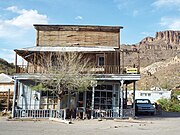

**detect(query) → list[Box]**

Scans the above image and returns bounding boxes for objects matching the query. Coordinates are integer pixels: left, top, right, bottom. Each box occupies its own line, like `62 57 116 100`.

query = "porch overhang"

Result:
96 74 141 84
14 73 140 83
15 46 118 55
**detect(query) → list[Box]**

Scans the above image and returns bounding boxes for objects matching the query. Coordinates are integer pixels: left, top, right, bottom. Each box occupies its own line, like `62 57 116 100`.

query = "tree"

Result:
32 52 95 109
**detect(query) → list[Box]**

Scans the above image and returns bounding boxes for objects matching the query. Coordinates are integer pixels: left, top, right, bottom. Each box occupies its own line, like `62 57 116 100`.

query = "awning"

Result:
15 46 118 53
14 46 119 60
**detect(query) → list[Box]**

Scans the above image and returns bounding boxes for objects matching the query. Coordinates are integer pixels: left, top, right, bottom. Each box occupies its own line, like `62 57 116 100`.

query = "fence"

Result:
14 108 134 119
14 109 66 120
94 108 134 119
0 91 13 111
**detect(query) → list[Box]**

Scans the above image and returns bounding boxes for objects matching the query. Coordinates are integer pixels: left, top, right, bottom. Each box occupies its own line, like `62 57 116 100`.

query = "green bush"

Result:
157 97 180 112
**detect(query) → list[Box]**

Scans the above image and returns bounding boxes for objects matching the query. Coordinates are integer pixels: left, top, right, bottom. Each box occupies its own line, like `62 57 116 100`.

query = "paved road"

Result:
0 115 180 135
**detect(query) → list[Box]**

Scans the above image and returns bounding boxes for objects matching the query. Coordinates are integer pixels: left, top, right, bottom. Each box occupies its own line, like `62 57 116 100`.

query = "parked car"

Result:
135 99 155 115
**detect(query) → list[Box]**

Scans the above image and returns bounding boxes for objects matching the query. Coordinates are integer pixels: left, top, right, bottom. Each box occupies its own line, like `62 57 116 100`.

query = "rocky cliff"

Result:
156 31 180 45
140 30 180 50
122 30 180 90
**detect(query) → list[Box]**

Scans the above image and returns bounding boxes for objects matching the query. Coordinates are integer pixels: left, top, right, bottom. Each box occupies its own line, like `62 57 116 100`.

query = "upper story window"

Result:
96 54 104 66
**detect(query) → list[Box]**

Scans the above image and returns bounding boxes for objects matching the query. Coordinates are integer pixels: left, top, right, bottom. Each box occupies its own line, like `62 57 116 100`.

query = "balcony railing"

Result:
16 65 140 74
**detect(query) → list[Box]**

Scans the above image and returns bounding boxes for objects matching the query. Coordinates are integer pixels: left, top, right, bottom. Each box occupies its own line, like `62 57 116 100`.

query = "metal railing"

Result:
14 108 134 119
14 109 66 119
14 109 50 118
50 109 66 120
93 108 134 119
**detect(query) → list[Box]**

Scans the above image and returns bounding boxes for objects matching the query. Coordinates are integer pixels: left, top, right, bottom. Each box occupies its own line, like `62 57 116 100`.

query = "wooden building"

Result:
0 73 14 111
12 25 140 119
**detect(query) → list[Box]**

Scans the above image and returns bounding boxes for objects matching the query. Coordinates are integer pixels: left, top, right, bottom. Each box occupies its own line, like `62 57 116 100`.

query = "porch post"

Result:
91 80 97 119
133 81 136 117
91 86 95 119
7 89 10 111
83 91 87 119
125 84 128 109
12 78 17 118
67 91 70 109
83 91 87 108
120 80 124 119
15 53 17 73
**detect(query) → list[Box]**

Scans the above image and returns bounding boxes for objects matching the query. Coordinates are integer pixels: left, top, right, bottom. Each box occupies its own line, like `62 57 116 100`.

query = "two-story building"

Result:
12 24 140 119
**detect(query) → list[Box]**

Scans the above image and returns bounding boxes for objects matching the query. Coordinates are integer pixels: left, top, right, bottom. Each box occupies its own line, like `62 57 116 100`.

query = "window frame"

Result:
96 54 105 66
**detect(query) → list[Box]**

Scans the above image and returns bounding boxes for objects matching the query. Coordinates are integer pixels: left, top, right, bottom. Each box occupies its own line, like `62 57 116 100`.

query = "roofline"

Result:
14 46 118 53
33 24 123 32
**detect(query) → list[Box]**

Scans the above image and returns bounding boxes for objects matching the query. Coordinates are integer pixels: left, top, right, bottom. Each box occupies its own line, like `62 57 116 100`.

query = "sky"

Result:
0 0 180 63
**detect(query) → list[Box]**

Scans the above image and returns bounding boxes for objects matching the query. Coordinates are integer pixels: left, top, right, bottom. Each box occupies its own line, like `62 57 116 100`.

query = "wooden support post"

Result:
104 52 107 74
125 84 128 109
12 79 17 118
7 89 10 111
90 80 97 119
122 51 124 73
133 81 136 117
91 86 95 119
83 91 87 109
15 53 17 73
120 80 124 119
34 53 37 73
119 51 121 74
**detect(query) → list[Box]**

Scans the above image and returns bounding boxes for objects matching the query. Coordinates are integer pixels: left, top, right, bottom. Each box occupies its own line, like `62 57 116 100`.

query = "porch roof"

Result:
14 73 141 83
14 46 119 59
14 46 118 53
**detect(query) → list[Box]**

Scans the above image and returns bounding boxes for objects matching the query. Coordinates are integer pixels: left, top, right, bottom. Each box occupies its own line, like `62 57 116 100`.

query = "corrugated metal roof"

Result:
15 46 118 52
0 73 14 83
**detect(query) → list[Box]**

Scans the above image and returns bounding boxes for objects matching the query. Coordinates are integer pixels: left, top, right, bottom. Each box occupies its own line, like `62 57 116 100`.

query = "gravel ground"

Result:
0 113 180 135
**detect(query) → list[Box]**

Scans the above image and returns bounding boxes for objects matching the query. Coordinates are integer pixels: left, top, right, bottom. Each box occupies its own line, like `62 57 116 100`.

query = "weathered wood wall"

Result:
38 31 119 47
34 25 121 47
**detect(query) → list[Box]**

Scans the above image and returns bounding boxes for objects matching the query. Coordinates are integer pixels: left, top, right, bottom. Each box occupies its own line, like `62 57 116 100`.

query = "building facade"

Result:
13 25 140 119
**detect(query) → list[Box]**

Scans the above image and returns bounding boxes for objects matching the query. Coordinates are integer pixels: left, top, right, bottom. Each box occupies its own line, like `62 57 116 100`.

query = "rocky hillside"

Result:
126 30 180 90
137 54 180 90
0 58 15 75
140 30 180 49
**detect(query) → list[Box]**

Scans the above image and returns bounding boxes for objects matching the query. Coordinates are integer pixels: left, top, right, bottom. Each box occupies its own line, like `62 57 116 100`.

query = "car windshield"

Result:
135 99 151 104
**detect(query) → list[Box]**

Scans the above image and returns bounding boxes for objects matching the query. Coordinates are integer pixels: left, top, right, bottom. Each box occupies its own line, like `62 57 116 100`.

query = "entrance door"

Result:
94 85 113 109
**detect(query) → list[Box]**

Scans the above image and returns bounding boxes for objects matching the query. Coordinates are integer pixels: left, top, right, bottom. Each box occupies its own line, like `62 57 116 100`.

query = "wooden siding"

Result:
0 91 13 111
38 30 119 47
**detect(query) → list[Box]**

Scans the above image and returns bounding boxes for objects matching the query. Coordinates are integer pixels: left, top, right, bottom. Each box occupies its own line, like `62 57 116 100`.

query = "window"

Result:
96 54 105 66
40 91 58 109
98 57 104 66
140 93 151 96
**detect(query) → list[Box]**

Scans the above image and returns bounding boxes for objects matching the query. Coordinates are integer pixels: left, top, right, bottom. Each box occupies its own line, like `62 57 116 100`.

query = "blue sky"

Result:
0 0 180 63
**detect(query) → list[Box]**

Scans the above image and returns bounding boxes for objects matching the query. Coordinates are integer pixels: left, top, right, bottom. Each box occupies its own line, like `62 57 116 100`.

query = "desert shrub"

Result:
157 97 180 112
